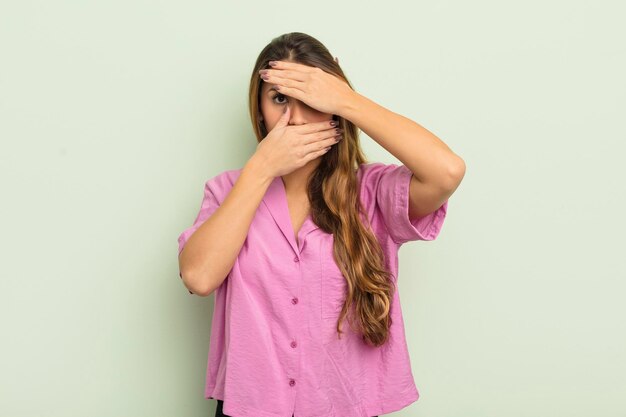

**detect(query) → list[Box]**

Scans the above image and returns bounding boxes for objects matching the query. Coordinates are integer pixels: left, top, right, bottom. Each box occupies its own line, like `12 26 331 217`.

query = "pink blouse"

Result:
177 162 449 417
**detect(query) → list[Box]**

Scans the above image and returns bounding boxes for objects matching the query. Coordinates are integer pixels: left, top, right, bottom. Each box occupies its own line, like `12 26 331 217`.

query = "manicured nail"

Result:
269 61 277 67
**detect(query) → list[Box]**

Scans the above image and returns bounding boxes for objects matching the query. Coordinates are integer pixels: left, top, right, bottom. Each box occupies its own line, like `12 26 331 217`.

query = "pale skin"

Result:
178 59 465 296
259 68 339 240
259 58 465 222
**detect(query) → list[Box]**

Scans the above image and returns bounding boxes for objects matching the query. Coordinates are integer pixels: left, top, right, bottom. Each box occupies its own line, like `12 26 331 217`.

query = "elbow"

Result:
180 269 215 297
179 249 210 296
180 264 217 297
445 157 466 190
178 249 229 297
194 279 216 297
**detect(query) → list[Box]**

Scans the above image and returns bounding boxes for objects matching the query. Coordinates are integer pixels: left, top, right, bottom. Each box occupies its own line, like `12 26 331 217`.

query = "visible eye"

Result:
271 93 287 105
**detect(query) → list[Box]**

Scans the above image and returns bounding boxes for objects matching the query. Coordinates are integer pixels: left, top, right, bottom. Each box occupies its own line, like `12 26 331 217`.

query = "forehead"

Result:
261 82 279 94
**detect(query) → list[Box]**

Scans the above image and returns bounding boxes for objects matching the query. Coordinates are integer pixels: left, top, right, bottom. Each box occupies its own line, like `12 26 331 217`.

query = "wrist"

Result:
337 90 364 122
244 154 274 183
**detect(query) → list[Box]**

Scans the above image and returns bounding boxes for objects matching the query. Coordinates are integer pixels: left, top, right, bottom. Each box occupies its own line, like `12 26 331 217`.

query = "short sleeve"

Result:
177 179 221 257
177 176 223 293
358 162 448 245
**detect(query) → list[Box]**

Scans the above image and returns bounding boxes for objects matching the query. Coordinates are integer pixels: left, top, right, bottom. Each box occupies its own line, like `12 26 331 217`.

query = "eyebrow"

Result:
267 86 279 94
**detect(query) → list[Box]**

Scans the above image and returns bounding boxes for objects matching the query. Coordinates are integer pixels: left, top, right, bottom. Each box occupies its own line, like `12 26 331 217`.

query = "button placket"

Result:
288 237 304 397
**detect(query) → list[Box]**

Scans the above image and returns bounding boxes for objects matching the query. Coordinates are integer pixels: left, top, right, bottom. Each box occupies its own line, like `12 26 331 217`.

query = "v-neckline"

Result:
281 178 311 245
261 176 319 255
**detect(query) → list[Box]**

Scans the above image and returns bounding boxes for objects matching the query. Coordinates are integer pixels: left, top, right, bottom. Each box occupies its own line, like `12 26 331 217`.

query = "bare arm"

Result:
178 156 273 296
179 104 339 295
339 91 464 219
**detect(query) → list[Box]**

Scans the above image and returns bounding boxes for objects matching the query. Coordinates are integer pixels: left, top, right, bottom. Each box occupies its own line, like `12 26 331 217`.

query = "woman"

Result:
177 32 465 417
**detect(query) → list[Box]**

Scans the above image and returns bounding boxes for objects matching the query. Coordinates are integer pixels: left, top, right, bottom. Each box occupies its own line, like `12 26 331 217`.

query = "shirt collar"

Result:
262 176 320 255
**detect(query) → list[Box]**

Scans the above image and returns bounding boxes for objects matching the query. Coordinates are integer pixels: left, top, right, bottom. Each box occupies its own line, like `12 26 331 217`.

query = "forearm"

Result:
179 157 273 296
339 91 463 187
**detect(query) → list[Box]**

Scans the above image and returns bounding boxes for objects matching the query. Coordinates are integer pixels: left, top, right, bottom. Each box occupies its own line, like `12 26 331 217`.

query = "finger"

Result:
263 73 305 91
303 135 339 156
271 84 304 103
302 127 343 146
272 105 290 130
269 60 316 73
304 144 333 162
293 119 338 134
260 68 307 82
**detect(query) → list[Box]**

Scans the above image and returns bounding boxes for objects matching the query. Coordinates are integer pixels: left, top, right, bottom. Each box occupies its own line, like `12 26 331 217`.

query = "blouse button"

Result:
293 256 299 262
289 378 296 387
290 340 297 348
291 297 298 305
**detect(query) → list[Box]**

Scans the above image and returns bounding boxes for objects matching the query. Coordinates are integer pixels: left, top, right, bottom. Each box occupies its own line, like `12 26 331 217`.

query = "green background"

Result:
1 0 624 416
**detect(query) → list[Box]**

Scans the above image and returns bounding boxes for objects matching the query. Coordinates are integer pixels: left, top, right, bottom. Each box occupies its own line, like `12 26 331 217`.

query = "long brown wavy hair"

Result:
247 32 396 347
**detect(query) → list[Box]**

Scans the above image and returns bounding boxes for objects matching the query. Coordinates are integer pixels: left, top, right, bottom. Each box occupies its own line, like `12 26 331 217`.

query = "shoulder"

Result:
356 161 409 197
356 161 407 181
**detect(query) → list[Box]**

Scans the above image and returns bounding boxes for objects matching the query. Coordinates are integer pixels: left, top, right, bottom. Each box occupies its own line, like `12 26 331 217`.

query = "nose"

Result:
287 100 309 125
